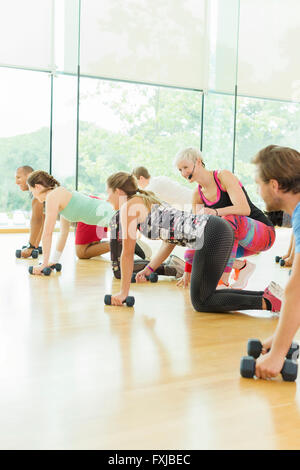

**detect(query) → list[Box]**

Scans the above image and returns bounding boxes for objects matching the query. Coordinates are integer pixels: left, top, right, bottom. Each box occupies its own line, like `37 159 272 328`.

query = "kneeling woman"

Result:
27 171 114 274
106 172 281 313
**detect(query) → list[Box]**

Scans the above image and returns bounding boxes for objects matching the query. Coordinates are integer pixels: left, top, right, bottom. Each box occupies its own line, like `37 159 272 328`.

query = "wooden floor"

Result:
0 229 299 450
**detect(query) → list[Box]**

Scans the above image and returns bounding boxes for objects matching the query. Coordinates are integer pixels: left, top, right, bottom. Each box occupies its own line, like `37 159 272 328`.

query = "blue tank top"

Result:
292 202 300 253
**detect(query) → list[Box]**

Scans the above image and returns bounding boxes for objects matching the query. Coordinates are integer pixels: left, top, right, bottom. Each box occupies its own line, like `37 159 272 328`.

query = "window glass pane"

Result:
0 68 50 226
80 0 206 89
235 96 300 207
238 0 300 102
78 78 202 195
54 0 79 74
208 0 239 94
202 92 235 170
0 0 54 71
51 74 77 188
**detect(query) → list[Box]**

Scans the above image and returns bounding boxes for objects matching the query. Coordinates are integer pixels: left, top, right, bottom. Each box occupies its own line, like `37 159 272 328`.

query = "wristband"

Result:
146 264 154 273
184 262 192 273
215 209 219 216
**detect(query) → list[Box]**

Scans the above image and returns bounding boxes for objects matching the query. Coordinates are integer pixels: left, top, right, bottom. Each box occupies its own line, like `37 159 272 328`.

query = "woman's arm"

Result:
256 253 300 379
135 242 175 282
192 188 204 214
51 215 71 261
216 170 251 217
111 201 138 305
30 198 45 247
147 242 175 271
40 191 61 266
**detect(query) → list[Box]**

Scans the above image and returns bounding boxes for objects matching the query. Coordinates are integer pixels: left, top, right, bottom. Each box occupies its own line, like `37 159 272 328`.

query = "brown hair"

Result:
252 145 300 194
132 166 151 179
27 170 60 190
107 171 161 210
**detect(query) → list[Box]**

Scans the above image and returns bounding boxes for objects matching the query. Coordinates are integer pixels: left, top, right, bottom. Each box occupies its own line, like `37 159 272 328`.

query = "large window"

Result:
0 68 50 226
78 79 203 196
235 97 300 206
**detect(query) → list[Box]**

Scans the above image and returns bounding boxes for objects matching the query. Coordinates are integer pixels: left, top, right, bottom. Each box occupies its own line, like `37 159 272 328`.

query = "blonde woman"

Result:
174 147 276 289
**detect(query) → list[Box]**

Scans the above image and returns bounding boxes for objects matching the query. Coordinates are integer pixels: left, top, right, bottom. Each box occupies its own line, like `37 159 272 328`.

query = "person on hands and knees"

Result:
15 165 45 258
252 145 300 380
174 147 275 290
26 171 114 275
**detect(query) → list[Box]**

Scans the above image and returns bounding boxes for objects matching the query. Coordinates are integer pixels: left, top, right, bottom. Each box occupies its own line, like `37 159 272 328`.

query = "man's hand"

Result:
21 247 34 258
255 352 285 380
261 336 274 355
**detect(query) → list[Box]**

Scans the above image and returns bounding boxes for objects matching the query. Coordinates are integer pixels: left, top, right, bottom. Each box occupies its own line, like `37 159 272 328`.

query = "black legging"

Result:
190 216 265 313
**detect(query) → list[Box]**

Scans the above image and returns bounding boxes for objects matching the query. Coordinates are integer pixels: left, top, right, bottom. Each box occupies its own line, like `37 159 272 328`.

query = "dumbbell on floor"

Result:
247 338 299 360
28 263 62 276
240 355 298 382
104 294 135 307
131 272 158 283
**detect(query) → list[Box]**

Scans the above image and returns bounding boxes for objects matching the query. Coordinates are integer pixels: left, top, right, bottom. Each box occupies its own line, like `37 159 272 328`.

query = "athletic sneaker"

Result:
231 260 256 290
216 279 231 290
166 255 185 279
263 281 284 313
267 281 284 300
134 239 152 260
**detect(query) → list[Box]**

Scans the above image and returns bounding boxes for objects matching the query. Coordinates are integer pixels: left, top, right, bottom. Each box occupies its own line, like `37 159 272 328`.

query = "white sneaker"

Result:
230 260 256 289
135 239 152 261
167 255 185 279
267 281 284 301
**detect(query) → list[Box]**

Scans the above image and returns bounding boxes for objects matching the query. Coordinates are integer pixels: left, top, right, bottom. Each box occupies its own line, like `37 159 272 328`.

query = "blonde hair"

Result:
27 170 60 191
107 171 161 210
174 147 205 167
252 145 300 194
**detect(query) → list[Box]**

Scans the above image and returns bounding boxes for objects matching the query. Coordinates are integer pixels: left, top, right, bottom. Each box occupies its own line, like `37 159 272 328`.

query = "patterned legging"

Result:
185 215 275 273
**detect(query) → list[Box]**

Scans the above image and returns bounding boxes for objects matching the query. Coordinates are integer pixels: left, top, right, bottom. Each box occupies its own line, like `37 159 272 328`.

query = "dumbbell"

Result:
240 355 298 382
104 294 135 307
247 338 299 360
28 263 62 276
279 259 286 267
275 255 281 263
131 272 158 283
16 248 39 259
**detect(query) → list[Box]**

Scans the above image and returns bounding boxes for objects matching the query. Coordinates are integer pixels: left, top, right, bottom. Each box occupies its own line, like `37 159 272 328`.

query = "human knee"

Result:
76 245 89 259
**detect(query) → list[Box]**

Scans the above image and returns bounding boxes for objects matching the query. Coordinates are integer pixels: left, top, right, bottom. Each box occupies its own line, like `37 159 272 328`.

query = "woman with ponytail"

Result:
27 170 114 275
106 171 282 315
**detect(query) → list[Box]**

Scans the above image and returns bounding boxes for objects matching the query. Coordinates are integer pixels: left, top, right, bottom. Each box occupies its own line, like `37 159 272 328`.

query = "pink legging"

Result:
184 215 275 273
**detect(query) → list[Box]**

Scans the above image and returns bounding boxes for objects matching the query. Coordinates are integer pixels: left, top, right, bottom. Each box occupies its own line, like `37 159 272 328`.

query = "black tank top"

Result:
198 171 273 227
